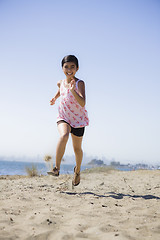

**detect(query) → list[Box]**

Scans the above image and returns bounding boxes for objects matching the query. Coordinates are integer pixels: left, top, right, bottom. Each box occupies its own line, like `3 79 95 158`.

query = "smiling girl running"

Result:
48 55 89 186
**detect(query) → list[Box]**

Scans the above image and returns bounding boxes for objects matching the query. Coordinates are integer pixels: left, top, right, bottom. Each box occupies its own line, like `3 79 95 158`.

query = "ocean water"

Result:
0 160 149 176
0 160 91 176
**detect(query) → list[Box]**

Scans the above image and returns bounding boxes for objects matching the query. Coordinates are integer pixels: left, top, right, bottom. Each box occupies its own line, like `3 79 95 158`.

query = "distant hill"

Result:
87 159 106 166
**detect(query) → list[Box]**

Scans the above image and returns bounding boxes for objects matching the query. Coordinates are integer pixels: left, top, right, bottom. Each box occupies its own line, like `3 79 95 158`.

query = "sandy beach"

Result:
0 169 160 240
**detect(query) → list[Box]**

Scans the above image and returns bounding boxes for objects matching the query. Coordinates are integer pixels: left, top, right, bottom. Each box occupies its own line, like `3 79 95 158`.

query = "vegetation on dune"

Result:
44 155 52 162
25 164 39 177
82 166 117 174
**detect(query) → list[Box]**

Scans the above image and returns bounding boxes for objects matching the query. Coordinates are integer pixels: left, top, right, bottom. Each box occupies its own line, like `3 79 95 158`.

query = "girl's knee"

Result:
73 146 83 155
60 133 69 142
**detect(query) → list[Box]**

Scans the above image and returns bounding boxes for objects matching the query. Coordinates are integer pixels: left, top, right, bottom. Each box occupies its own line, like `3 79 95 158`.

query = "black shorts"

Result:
57 120 85 137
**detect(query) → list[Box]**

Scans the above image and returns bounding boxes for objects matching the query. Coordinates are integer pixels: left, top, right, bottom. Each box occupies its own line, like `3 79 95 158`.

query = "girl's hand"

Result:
50 97 56 105
69 79 76 92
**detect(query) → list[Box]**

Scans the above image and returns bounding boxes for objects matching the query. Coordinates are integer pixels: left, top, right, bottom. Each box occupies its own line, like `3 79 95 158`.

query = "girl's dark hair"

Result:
61 55 79 68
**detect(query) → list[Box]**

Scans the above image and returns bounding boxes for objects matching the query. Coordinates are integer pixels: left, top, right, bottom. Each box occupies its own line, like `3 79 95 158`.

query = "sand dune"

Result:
0 169 160 240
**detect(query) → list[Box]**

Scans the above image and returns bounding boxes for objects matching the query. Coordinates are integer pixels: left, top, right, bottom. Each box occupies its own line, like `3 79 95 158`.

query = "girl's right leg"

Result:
55 121 71 170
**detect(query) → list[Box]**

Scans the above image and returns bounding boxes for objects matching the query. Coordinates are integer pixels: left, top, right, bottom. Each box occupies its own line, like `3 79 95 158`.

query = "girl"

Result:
48 55 89 186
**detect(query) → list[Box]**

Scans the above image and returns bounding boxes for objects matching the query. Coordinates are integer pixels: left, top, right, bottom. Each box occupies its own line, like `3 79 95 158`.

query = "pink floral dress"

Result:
57 79 89 128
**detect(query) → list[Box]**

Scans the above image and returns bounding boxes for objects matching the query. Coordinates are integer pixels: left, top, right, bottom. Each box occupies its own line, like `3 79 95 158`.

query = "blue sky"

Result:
0 0 160 164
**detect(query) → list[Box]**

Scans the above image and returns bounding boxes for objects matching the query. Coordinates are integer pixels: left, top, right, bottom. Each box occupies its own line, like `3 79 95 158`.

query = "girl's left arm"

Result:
70 80 86 107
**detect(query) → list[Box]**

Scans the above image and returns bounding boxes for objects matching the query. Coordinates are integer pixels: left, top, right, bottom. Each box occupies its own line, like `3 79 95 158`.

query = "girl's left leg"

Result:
71 134 83 173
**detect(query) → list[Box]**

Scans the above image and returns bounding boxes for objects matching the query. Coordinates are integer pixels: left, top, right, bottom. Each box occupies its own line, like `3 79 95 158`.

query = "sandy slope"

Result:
0 169 160 240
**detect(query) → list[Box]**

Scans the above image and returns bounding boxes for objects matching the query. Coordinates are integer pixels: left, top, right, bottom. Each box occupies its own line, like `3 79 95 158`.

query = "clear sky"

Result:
0 0 160 164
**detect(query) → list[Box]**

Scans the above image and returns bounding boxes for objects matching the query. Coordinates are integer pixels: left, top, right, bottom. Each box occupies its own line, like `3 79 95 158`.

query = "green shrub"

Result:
82 166 116 174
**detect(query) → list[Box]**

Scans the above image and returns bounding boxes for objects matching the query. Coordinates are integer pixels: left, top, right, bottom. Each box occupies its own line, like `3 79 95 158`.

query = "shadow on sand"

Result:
60 191 160 200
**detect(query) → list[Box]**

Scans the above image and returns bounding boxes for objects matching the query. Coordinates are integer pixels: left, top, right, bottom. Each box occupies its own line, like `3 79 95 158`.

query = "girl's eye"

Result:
64 64 76 69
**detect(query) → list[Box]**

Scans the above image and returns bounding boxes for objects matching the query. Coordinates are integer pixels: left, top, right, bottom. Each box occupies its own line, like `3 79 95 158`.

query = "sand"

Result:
0 169 160 240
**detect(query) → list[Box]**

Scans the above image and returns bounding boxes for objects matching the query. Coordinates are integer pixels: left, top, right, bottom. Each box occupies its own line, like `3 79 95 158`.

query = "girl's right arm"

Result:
50 80 61 105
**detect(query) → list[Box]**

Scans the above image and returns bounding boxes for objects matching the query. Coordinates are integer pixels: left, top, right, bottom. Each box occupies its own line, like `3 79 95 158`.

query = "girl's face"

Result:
62 62 78 79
